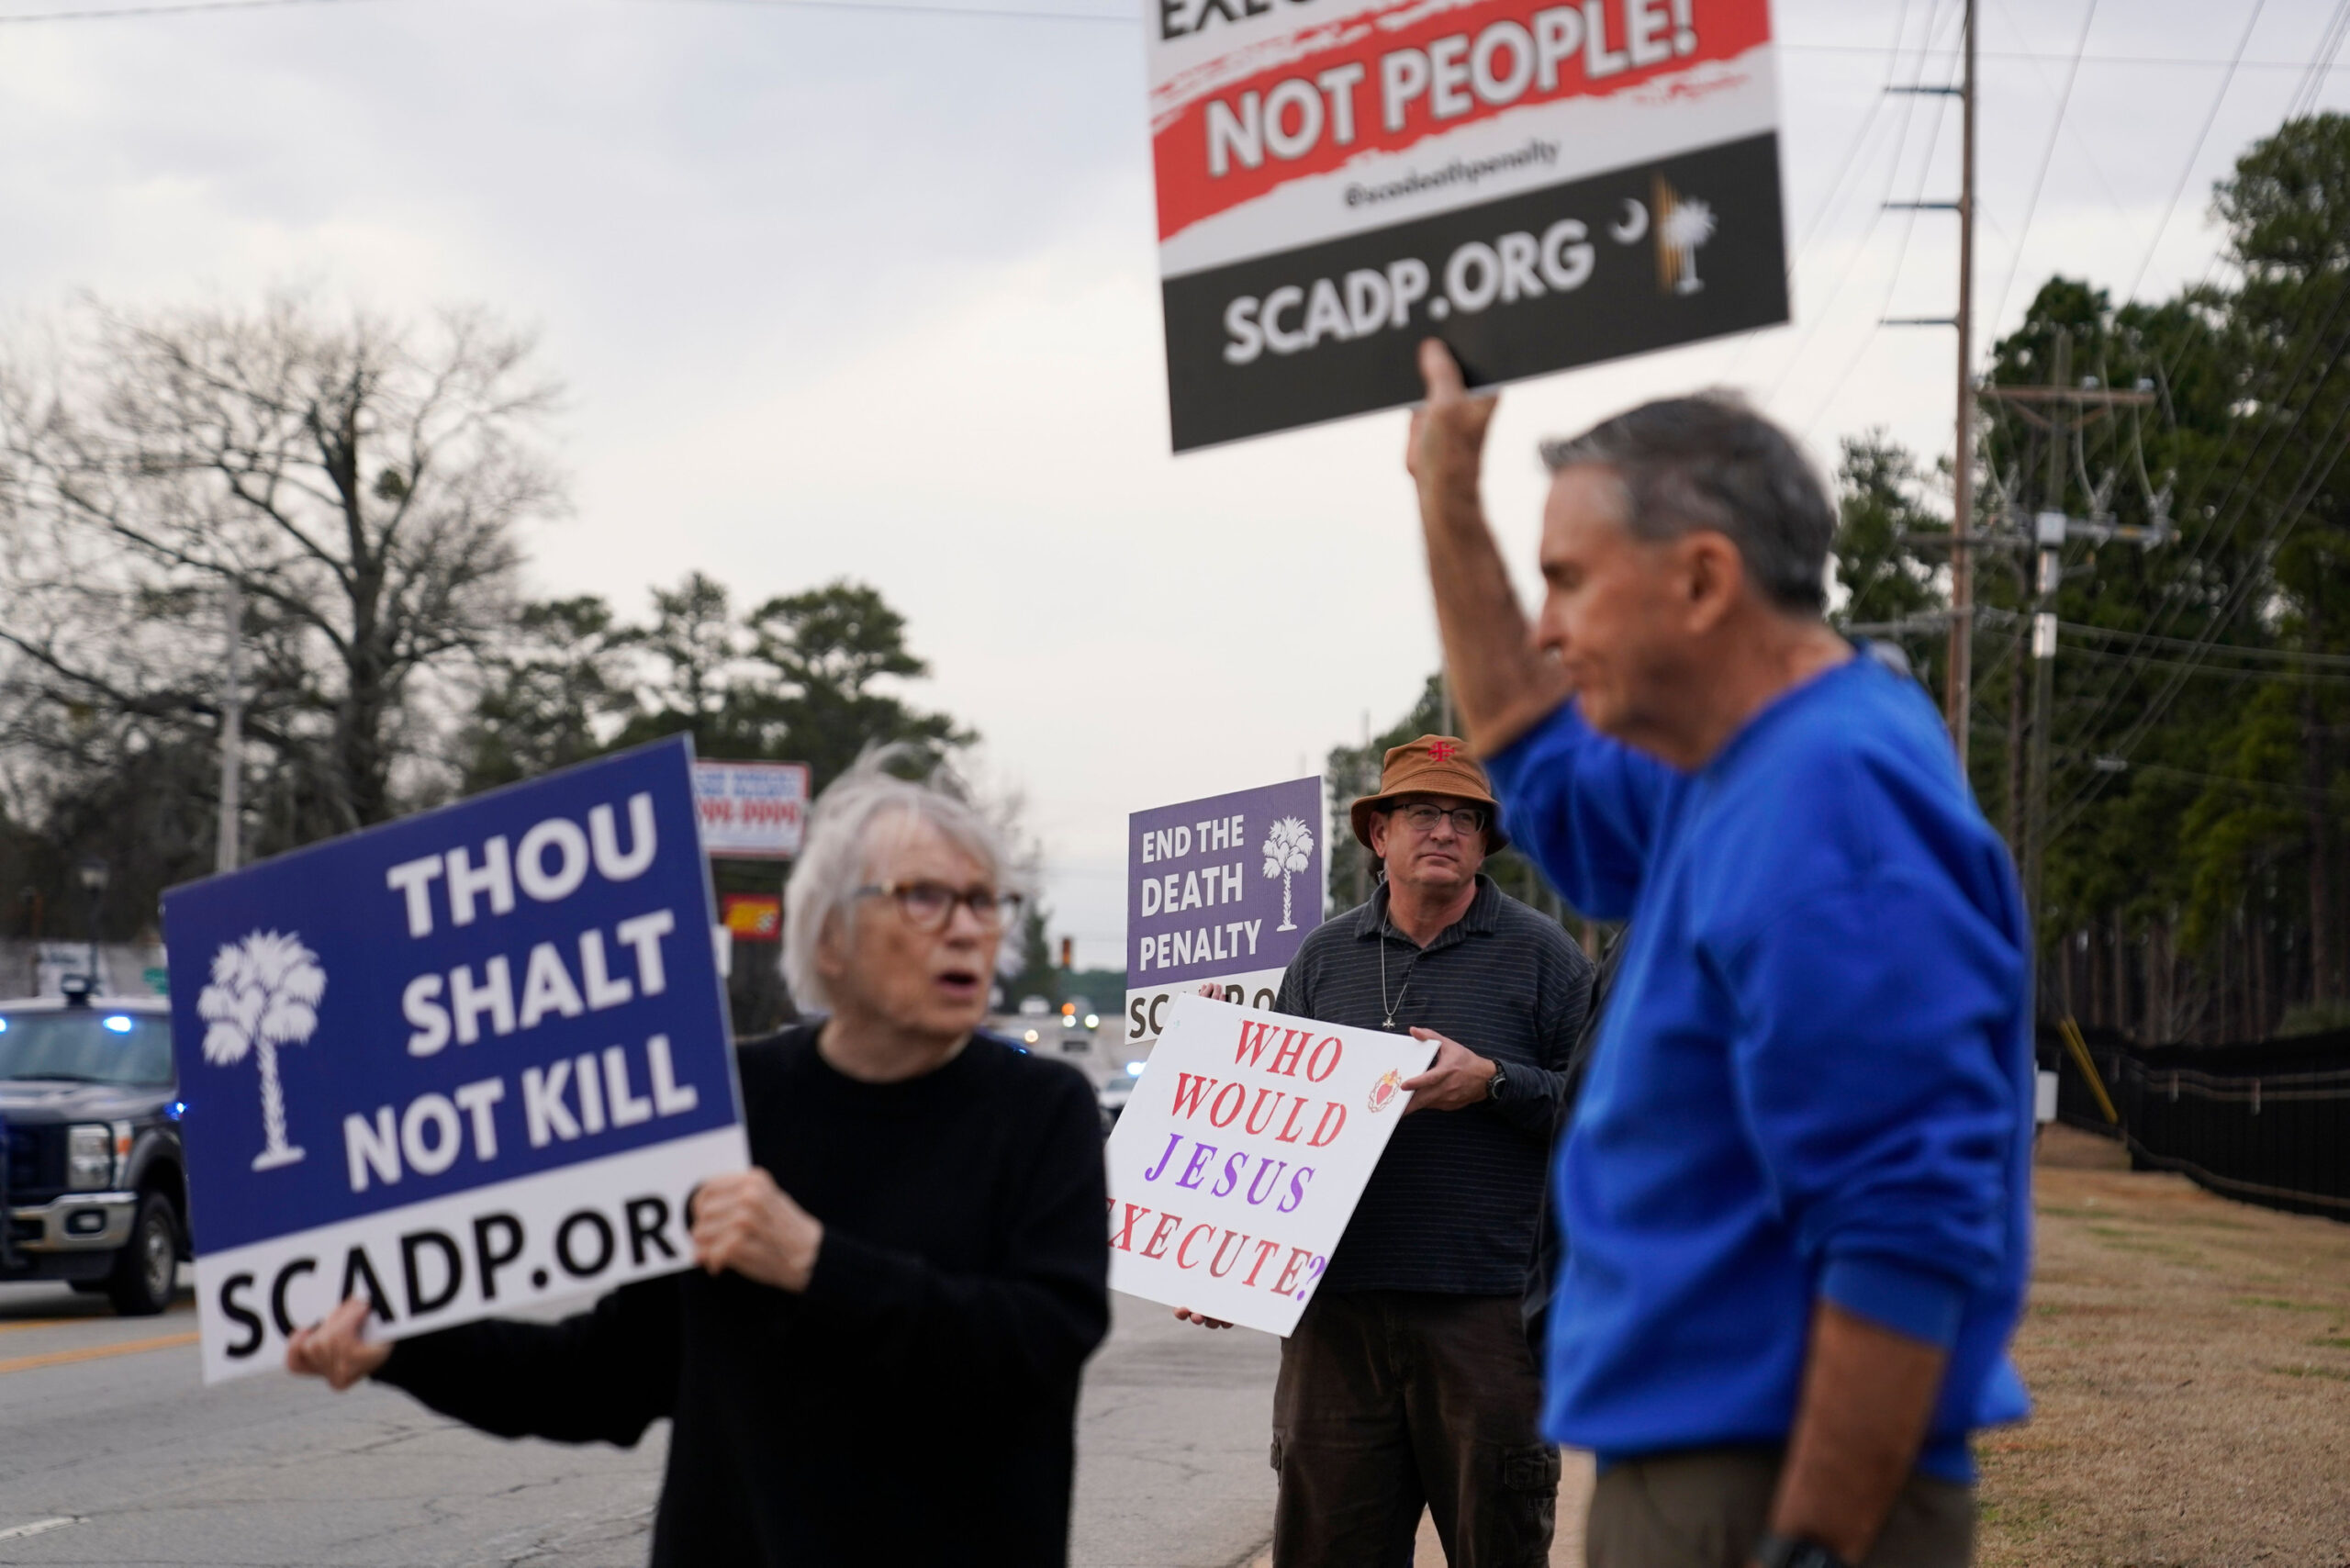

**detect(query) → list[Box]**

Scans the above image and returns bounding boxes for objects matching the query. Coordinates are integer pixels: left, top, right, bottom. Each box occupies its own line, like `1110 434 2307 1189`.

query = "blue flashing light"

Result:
0 1017 8 1032
102 1014 134 1034
1125 1060 1147 1076
167 1102 186 1119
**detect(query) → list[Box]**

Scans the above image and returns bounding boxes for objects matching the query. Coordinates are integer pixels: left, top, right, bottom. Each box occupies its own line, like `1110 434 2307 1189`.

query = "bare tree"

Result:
0 295 563 857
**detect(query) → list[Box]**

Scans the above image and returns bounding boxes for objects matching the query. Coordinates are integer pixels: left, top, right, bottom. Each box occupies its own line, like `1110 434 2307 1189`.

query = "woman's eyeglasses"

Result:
856 880 1024 933
1393 803 1489 836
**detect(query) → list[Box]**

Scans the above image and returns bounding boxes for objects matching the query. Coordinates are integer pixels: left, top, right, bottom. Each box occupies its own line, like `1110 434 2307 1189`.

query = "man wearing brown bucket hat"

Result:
1180 733 1594 1567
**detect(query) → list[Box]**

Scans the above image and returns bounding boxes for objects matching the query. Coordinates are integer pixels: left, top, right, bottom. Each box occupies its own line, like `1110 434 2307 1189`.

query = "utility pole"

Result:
1883 0 1978 762
1950 0 1978 766
2020 331 2069 933
1981 342 2162 946
218 582 243 875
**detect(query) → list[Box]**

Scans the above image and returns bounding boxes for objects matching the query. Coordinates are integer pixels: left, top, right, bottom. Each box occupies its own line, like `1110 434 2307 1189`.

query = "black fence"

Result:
2047 1025 2350 1223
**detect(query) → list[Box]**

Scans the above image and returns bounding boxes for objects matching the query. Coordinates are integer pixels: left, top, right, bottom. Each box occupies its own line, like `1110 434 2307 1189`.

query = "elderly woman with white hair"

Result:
285 757 1111 1566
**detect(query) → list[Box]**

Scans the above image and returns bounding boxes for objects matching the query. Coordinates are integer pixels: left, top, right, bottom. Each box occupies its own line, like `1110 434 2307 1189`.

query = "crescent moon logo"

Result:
1609 199 1649 244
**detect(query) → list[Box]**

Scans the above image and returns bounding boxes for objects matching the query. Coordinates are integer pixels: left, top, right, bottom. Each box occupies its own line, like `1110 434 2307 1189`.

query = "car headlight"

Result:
67 1126 113 1191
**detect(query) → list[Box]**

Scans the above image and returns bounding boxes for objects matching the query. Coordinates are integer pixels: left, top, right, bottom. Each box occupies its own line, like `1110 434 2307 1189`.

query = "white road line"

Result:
0 1517 80 1540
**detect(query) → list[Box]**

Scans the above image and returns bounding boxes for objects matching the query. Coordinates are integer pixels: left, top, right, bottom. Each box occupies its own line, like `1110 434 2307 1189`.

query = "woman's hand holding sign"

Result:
690 1168 825 1293
286 1297 390 1390
286 1166 825 1394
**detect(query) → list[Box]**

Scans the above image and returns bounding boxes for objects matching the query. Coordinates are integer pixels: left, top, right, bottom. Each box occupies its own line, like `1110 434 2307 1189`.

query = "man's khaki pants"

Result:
1586 1446 1974 1568
1270 1291 1558 1568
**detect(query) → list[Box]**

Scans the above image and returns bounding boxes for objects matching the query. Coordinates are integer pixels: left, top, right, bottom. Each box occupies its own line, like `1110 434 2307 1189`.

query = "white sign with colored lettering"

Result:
1103 993 1434 1336
692 760 811 860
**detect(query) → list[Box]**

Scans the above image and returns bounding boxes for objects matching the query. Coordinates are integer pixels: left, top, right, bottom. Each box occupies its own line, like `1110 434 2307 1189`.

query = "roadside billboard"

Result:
1125 777 1323 1055
1104 994 1434 1335
692 760 811 860
1148 0 1789 449
162 736 747 1382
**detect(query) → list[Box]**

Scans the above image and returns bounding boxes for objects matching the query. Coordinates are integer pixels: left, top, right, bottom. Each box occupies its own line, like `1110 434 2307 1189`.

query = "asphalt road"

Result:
0 1277 1280 1568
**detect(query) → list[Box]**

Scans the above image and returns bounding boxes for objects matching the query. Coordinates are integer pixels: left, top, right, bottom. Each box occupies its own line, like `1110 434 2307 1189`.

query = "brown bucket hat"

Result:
1349 734 1510 854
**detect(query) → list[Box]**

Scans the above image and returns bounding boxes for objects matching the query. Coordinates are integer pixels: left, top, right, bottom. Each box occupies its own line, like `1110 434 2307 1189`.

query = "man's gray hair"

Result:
782 751 1013 1014
1539 391 1834 614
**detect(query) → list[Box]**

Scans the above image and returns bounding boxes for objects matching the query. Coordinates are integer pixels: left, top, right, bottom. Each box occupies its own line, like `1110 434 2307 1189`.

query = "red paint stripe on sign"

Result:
1152 0 1770 241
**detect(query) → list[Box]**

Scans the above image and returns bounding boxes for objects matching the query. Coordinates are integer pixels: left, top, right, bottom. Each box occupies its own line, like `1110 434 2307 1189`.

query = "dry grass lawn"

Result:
1978 1126 2350 1567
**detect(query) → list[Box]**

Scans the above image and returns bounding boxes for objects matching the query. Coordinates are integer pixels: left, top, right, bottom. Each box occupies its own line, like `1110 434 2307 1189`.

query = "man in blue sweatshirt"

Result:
1401 341 2031 1568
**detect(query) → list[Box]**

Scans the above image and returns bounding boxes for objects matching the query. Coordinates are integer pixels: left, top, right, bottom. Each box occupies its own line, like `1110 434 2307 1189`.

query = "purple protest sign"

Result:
1121 777 1324 1056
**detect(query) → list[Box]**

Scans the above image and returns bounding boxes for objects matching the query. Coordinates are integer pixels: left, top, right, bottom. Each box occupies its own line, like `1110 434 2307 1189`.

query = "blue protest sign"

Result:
162 735 746 1382
1123 777 1324 1055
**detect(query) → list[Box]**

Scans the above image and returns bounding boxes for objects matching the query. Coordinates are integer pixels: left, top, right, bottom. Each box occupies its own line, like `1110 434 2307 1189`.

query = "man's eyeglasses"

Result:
855 880 1024 933
1392 803 1489 836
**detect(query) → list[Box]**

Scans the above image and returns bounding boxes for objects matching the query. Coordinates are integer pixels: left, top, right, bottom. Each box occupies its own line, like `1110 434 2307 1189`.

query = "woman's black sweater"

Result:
375 1025 1111 1566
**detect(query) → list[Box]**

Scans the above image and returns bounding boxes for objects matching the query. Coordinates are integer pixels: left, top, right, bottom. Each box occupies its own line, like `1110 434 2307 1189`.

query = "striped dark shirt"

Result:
1275 875 1595 1295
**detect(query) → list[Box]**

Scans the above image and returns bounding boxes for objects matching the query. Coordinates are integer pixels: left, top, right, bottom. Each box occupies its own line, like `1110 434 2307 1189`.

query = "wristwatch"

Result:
1752 1535 1854 1568
1484 1063 1510 1103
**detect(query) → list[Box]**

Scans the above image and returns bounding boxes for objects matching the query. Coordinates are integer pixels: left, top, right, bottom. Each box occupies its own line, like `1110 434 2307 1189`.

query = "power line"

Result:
18 0 2350 46
2050 750 2341 803
2113 4 2350 432
2051 349 2350 834
1776 42 2350 71
2053 6 2350 748
2037 218 2350 754
2123 0 2268 306
1969 606 2350 670
1743 0 1953 396
0 0 1137 18
2054 277 2350 749
1792 86 1958 440
2045 618 2350 672
1983 0 2099 338
0 0 378 19
2053 641 2350 687
631 0 1129 20
1781 4 1965 435
1788 1 1920 258
2284 0 2350 120
1720 0 1921 380
1984 0 2135 236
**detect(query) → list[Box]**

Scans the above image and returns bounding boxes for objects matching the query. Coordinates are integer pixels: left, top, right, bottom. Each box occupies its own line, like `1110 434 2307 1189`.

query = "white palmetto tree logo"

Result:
1262 816 1315 934
196 931 325 1171
1662 197 1717 295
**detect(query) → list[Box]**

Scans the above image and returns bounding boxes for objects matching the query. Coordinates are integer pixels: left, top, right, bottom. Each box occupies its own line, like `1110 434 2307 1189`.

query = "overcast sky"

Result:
8 0 2346 967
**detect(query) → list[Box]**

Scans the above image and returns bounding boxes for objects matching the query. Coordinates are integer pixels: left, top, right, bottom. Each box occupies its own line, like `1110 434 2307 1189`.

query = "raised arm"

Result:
1409 342 1676 915
1406 339 1576 756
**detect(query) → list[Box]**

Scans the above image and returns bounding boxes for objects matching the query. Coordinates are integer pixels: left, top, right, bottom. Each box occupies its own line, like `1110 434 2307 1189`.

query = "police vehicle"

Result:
0 985 186 1315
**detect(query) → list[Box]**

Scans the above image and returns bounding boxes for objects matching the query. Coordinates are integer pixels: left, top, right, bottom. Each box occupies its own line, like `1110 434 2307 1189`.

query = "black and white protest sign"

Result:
1149 0 1789 449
